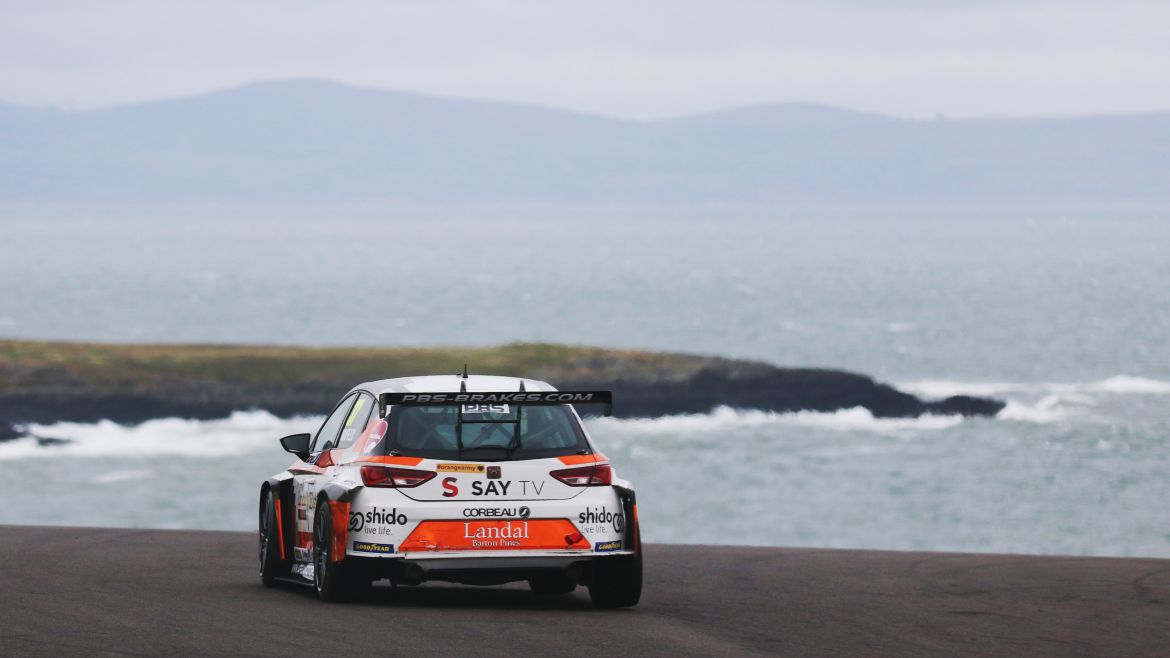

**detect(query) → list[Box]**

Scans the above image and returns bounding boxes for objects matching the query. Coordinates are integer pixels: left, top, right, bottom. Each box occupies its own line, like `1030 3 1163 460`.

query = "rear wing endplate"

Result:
377 390 612 418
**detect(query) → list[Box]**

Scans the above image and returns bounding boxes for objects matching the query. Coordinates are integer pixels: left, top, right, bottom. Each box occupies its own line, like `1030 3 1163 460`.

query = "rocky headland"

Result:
0 340 1004 440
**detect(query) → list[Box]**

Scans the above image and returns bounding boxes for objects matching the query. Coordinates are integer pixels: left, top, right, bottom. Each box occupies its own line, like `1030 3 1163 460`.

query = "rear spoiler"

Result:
377 390 613 418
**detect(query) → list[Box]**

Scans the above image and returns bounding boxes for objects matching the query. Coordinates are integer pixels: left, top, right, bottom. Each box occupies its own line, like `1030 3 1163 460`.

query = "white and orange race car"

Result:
258 373 641 607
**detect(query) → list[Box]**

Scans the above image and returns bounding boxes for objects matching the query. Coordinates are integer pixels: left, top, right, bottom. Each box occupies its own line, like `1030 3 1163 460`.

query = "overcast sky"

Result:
2 0 1169 119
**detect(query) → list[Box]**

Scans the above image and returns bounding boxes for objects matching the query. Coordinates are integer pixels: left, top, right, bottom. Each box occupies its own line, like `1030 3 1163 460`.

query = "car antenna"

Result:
456 378 467 457
506 380 525 458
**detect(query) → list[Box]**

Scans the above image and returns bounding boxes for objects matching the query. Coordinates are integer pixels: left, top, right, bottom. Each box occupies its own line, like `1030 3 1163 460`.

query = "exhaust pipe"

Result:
400 562 425 586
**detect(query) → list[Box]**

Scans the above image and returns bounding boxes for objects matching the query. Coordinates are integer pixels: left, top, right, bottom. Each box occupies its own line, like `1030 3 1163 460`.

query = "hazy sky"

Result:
2 0 1169 119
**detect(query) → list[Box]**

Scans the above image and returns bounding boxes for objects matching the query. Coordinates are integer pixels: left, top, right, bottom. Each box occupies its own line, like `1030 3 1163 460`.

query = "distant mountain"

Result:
1 79 1168 205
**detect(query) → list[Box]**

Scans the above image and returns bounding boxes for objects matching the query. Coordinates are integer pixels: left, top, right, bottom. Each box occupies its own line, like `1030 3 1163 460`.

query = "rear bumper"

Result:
345 485 631 558
347 551 634 586
403 550 636 563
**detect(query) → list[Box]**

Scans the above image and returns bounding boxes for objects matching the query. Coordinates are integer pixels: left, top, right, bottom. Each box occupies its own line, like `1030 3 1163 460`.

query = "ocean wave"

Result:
0 385 1118 463
996 396 1080 424
91 469 152 485
0 406 963 461
1090 375 1170 394
0 411 323 461
902 375 1170 399
589 405 964 434
899 380 1031 398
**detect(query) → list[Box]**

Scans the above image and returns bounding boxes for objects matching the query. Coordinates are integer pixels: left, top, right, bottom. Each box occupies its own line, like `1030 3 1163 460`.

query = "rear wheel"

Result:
259 490 289 585
528 572 577 596
588 532 642 608
313 500 369 602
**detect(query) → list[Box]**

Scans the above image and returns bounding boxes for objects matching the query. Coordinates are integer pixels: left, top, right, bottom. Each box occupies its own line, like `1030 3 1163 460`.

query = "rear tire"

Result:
259 490 289 586
313 500 369 602
588 532 642 609
529 572 577 596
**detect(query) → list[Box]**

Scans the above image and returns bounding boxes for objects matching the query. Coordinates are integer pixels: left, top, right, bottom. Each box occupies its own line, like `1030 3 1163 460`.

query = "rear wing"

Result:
377 390 613 418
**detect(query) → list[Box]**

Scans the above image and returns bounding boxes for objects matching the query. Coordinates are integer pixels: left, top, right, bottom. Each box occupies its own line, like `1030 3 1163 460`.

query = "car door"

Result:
293 393 358 557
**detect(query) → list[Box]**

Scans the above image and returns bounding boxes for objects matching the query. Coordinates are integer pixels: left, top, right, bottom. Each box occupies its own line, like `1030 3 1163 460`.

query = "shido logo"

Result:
578 507 625 533
348 507 408 532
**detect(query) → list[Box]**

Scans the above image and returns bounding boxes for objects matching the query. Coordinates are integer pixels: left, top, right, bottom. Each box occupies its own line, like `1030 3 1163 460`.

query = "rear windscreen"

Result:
382 404 589 461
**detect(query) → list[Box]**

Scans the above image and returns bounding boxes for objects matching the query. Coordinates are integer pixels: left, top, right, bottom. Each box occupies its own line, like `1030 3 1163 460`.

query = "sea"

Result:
1 212 1168 557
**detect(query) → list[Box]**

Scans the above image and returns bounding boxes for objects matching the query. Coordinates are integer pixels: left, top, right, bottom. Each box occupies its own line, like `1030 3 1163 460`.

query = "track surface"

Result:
1 526 1167 656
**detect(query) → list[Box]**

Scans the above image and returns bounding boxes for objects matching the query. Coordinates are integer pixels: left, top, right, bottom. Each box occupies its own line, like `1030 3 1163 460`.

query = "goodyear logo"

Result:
352 541 395 554
595 540 622 552
438 463 485 473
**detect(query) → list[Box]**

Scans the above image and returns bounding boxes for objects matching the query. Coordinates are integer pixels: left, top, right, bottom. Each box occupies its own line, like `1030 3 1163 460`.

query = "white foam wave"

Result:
0 411 323 461
899 380 1031 398
902 375 1170 399
590 405 963 434
1090 376 1170 394
91 469 152 484
996 395 1080 424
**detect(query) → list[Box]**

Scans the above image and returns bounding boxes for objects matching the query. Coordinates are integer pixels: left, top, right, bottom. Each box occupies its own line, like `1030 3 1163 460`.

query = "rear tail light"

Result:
360 466 436 488
550 463 613 486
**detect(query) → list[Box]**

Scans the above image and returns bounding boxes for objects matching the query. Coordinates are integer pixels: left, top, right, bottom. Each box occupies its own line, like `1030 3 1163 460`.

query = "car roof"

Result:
352 374 557 397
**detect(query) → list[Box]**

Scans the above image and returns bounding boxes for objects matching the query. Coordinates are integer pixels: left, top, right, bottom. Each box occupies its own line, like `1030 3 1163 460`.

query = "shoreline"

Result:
0 338 1004 440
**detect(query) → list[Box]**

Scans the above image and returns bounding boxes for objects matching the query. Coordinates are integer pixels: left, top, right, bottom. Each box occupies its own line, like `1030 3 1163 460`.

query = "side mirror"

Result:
279 433 312 461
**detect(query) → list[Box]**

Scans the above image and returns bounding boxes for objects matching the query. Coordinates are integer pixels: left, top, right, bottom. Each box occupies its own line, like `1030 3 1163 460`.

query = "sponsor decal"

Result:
438 463 486 473
440 477 546 497
363 419 389 453
441 477 459 497
595 540 623 552
399 519 592 551
464 520 530 547
352 541 395 554
348 507 408 533
578 507 625 533
399 392 602 404
294 562 315 580
368 419 387 437
472 480 510 496
473 480 544 496
487 465 502 479
462 506 531 519
345 397 366 426
462 404 510 414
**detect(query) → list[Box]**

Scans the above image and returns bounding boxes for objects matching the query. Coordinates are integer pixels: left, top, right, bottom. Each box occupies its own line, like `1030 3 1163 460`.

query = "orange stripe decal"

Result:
632 503 640 557
399 519 590 552
328 500 350 563
274 498 286 560
556 453 608 466
357 455 425 466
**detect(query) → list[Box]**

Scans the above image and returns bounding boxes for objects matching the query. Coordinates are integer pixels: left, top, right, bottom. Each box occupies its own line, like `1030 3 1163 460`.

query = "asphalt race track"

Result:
1 526 1166 656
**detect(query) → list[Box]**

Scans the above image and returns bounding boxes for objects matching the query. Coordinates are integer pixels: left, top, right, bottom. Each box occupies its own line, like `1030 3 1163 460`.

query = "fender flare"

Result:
260 473 295 564
316 482 364 563
612 484 639 556
320 481 363 503
260 473 294 514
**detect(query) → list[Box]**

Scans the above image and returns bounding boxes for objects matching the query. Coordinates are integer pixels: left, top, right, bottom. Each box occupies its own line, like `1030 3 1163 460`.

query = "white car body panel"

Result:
267 374 637 580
